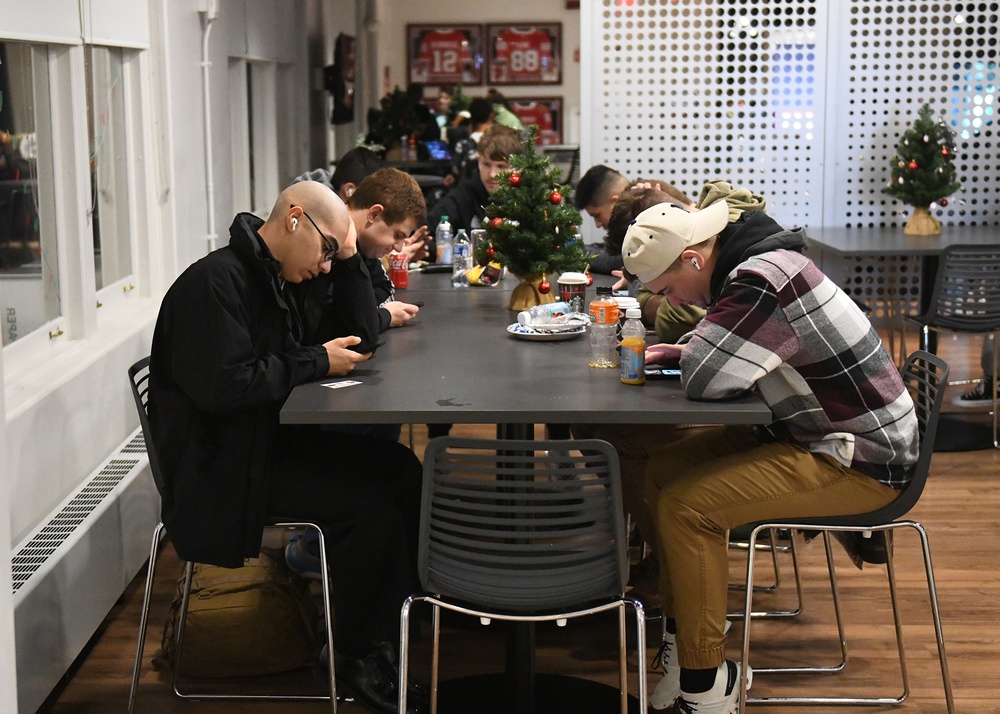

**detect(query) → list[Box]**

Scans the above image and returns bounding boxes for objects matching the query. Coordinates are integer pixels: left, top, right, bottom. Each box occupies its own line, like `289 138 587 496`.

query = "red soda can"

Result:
389 252 409 289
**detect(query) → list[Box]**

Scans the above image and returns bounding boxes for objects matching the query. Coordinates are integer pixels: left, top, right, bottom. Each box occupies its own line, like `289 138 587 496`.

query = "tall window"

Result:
0 41 58 346
85 45 131 291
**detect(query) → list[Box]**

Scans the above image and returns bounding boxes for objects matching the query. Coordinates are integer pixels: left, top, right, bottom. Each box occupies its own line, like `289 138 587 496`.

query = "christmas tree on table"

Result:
478 125 594 310
883 103 961 236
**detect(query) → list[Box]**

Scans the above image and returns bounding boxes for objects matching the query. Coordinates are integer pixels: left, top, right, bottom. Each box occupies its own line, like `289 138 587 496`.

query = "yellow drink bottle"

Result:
620 308 645 385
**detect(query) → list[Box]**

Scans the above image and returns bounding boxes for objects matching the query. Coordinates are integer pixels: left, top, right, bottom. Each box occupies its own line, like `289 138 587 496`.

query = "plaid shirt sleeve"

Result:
679 255 918 487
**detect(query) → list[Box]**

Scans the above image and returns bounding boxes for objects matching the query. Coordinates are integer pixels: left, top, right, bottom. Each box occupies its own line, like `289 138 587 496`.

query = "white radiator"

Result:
12 429 159 713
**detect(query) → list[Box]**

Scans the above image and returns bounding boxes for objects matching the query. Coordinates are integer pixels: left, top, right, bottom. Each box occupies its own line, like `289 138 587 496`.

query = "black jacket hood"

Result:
709 210 808 299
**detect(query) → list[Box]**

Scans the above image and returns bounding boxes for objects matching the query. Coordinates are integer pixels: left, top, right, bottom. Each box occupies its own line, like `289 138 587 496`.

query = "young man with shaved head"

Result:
149 181 427 714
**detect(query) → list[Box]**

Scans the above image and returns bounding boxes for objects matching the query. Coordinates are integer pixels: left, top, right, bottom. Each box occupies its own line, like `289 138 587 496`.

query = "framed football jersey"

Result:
508 97 563 145
407 25 484 86
487 23 561 85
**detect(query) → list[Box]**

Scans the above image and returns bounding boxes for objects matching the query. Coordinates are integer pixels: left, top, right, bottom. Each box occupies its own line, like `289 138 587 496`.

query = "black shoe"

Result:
956 377 999 407
333 643 427 714
373 641 430 708
832 531 893 570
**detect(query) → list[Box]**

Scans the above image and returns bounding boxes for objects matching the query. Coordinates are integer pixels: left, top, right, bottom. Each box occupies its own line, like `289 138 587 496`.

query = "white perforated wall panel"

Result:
581 0 1000 229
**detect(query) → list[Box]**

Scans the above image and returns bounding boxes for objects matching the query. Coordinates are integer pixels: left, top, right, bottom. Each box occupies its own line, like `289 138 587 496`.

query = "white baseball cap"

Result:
622 200 729 284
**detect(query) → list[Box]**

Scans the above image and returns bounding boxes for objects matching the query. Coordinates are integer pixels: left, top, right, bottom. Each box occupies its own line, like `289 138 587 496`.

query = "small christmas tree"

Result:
883 103 960 235
478 125 594 308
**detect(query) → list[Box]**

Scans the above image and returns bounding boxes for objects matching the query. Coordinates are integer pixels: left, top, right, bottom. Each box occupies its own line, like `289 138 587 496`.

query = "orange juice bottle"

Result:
620 307 646 385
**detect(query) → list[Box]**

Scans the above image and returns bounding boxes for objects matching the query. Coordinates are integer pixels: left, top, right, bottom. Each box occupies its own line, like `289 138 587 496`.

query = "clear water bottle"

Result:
589 287 619 369
620 307 646 385
452 229 470 287
435 216 453 265
516 301 571 325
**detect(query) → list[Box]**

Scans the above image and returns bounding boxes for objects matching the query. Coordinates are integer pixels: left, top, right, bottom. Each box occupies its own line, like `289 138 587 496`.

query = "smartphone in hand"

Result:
644 367 682 379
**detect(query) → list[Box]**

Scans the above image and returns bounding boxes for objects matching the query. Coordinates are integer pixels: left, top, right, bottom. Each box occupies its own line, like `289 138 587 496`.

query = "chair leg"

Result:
618 603 628 714
313 526 338 713
743 525 955 709
912 522 956 714
728 529 805 619
738 526 762 713
171 561 196 698
747 531 848 677
728 528 786 595
990 332 999 449
431 603 442 714
169 524 338 705
127 523 165 714
399 596 415 714
632 599 648 714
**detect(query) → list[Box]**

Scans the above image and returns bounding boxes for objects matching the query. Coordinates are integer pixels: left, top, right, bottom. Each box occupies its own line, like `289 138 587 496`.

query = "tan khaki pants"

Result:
572 422 713 558
645 425 900 670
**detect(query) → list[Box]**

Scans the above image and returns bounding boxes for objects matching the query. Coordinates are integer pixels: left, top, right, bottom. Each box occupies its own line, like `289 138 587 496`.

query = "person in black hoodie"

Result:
149 180 426 714
424 123 523 260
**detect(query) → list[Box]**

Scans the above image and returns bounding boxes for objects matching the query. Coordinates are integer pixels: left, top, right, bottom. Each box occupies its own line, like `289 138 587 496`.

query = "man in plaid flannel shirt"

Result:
622 198 919 714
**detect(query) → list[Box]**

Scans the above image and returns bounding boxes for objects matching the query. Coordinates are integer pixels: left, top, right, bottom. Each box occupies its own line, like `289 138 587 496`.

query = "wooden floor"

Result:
37 336 999 714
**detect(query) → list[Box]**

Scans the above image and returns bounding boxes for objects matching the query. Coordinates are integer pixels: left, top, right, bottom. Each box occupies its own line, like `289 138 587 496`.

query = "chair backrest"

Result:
793 350 949 529
128 356 168 499
419 437 627 612
921 243 1000 333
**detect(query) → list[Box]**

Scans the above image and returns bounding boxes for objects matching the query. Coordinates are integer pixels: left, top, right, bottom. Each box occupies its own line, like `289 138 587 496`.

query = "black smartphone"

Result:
644 367 682 379
352 338 384 356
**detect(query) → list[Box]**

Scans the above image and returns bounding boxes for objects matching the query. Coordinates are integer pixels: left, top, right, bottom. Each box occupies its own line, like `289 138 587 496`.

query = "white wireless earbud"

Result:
690 257 700 269
291 218 298 230
346 188 354 197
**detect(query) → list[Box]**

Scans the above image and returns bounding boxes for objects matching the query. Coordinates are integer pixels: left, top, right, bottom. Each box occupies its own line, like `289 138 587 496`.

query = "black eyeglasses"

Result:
292 205 339 262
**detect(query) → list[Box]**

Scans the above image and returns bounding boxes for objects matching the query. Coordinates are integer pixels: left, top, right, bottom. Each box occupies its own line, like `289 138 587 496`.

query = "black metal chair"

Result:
737 350 954 713
903 243 1000 447
126 357 337 712
398 436 647 714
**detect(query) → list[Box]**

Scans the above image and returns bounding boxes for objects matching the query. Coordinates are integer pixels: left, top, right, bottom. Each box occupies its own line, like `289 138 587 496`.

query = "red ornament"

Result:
486 245 495 259
549 190 563 204
908 160 918 170
940 198 948 206
491 216 503 228
509 172 521 187
941 147 950 156
586 273 595 286
538 280 551 295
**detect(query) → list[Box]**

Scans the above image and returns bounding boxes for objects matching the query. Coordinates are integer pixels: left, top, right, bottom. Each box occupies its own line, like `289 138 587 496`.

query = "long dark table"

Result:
280 271 772 713
281 272 771 428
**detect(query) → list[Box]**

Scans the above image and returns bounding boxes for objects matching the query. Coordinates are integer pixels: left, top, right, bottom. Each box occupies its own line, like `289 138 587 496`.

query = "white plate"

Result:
507 323 587 341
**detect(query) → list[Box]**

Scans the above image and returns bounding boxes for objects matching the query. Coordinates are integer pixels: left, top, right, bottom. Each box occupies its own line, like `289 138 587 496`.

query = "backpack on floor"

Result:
153 548 321 678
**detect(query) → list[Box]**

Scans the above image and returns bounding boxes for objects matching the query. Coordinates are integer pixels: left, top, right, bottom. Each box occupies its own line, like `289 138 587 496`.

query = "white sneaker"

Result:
649 634 680 710
674 660 751 714
650 621 733 711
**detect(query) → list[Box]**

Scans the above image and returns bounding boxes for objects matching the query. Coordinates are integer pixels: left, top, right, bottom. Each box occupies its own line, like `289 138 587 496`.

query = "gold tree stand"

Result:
508 275 556 312
904 206 942 236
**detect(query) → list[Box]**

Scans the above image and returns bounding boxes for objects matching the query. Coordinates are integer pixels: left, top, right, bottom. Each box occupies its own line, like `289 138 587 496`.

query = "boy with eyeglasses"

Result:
149 180 427 714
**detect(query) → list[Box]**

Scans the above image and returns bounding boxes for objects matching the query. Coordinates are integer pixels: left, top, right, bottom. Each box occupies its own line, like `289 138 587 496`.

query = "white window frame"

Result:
2 38 154 390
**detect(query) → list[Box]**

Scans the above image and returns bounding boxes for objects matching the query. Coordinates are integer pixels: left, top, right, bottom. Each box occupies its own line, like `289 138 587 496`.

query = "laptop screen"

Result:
421 140 452 161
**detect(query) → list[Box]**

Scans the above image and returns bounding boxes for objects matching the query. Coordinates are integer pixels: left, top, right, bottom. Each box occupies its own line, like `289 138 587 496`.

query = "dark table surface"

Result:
280 271 772 427
804 223 999 257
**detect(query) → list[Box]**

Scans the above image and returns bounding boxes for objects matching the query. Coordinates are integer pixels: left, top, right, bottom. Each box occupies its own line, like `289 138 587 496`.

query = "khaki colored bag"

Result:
154 548 320 678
